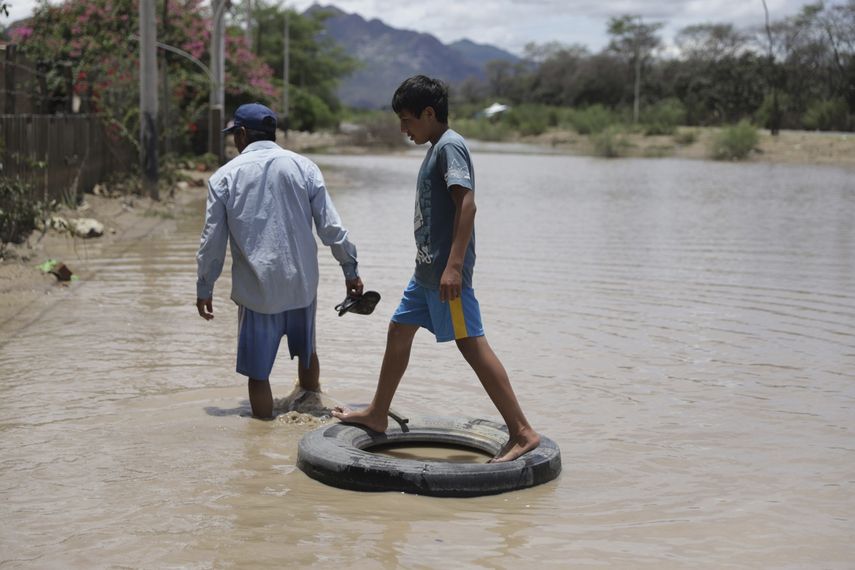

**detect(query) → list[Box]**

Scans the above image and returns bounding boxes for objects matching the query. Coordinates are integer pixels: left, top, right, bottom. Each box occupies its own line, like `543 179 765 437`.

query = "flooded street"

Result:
1 149 854 568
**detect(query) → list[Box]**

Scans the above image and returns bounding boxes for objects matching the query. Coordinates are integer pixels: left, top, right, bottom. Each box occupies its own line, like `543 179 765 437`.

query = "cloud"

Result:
294 0 812 53
4 0 814 54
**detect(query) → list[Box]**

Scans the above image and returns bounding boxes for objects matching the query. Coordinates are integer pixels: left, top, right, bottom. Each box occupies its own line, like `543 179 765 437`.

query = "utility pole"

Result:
282 9 290 132
161 0 170 157
139 0 159 199
209 0 226 163
762 0 781 136
244 0 253 47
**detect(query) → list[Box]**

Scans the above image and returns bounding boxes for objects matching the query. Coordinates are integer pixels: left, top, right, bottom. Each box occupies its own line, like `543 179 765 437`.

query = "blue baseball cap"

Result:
222 103 277 134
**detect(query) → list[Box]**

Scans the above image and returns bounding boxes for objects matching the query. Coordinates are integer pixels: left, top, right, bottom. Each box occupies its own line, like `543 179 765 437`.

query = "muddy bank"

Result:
0 170 209 324
522 127 855 169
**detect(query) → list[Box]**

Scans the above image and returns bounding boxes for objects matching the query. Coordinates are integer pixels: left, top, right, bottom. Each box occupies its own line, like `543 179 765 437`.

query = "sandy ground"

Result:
1 128 852 321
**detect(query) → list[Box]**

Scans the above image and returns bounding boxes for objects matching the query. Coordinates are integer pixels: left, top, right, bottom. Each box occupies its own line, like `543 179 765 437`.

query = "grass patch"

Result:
673 129 698 145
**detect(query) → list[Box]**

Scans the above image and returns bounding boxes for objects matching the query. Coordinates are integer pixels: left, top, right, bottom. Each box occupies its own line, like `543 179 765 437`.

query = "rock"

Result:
176 181 190 192
51 263 73 281
69 218 104 238
48 216 69 232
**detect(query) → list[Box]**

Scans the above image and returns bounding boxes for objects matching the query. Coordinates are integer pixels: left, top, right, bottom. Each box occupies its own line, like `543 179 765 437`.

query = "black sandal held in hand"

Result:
335 291 381 316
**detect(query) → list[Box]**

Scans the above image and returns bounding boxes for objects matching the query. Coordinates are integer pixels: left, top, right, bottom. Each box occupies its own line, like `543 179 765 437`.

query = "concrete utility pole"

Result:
282 9 289 130
139 0 159 199
244 0 253 47
161 0 171 157
209 0 227 163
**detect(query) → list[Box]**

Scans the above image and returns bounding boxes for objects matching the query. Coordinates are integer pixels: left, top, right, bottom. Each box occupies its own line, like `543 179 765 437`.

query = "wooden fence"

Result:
1 114 137 204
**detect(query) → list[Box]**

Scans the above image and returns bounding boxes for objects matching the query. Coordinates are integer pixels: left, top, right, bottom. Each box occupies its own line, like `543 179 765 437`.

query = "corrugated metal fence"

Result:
1 114 136 204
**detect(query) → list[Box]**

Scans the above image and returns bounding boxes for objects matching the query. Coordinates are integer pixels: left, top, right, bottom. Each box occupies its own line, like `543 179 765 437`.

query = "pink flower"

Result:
10 26 34 42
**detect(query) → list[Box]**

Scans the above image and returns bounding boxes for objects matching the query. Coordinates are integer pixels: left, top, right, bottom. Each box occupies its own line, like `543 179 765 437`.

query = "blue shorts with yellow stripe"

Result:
391 278 484 342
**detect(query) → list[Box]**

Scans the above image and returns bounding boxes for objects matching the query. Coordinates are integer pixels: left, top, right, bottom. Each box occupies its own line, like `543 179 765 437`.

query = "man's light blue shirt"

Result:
196 140 358 314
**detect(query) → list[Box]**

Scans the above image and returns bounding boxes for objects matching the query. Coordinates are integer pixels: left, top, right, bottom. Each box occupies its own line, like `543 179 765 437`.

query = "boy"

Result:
333 76 540 462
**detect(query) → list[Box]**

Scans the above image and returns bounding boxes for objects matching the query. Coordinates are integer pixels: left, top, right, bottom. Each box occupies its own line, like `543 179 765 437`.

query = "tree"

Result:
676 24 749 61
14 0 282 155
607 15 663 123
249 1 357 130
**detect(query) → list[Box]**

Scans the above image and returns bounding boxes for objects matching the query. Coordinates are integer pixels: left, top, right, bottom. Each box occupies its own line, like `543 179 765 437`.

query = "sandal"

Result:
335 290 381 317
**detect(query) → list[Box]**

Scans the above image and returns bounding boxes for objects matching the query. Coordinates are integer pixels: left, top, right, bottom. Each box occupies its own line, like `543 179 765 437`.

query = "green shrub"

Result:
453 118 513 142
710 121 759 160
567 105 618 135
504 104 555 136
802 98 850 131
0 178 41 244
641 98 686 135
591 126 630 158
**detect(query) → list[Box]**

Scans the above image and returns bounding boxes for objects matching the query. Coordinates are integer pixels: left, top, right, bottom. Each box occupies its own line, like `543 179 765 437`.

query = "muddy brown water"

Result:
1 149 854 568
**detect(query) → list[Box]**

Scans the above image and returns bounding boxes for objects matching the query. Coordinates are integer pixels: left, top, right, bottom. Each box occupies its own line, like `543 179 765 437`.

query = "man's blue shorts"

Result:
236 300 316 380
391 278 484 342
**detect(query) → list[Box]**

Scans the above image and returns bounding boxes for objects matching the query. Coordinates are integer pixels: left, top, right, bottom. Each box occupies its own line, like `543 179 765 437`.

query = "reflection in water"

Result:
0 151 853 567
368 443 493 463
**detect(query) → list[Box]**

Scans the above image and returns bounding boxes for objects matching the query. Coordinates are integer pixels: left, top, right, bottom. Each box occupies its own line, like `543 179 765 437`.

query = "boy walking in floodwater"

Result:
333 76 540 462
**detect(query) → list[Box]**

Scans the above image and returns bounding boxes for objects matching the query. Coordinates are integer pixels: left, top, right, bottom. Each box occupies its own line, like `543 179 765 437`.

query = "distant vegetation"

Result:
451 1 853 144
1 0 851 163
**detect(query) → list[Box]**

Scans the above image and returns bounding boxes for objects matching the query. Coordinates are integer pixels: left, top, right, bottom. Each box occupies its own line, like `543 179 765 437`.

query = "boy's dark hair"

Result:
245 127 276 143
392 75 449 123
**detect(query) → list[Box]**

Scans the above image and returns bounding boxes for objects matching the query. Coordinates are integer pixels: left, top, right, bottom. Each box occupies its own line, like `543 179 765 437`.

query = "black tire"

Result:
297 415 561 497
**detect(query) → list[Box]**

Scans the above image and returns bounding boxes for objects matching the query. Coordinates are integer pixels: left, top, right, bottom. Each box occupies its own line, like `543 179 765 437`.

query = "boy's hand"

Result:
196 297 214 320
440 266 462 302
346 277 364 297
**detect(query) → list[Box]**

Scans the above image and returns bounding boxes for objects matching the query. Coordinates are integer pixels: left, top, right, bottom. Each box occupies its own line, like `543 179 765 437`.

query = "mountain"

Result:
448 39 520 68
308 4 519 109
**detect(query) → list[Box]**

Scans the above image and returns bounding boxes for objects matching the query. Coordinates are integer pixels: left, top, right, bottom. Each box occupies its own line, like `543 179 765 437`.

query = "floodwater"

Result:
1 148 854 568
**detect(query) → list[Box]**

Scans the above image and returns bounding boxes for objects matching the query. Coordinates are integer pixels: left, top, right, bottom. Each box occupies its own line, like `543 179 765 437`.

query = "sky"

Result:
2 0 818 55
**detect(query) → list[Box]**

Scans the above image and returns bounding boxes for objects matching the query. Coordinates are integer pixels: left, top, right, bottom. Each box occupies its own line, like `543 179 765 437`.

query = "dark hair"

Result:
244 127 276 143
392 75 449 123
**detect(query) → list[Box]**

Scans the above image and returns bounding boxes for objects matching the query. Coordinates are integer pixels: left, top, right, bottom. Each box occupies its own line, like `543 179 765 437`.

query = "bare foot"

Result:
489 428 541 463
331 406 388 432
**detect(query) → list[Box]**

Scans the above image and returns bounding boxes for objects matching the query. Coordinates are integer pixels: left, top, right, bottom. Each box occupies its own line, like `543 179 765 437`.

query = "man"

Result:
196 102 362 419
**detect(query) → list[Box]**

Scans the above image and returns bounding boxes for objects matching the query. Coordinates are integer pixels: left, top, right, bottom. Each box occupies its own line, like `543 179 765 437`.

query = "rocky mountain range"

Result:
308 5 519 109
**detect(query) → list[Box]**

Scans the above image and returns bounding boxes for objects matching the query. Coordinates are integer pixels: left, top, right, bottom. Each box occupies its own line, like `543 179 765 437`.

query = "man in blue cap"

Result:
195 102 363 419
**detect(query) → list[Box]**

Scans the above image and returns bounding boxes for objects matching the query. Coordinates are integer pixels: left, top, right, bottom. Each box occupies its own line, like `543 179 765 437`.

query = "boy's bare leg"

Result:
331 322 419 431
455 335 540 462
298 352 320 392
248 379 274 419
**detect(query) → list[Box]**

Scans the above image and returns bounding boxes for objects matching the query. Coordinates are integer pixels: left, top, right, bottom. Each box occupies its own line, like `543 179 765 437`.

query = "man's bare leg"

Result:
456 335 540 462
331 322 419 431
298 352 320 392
248 378 274 419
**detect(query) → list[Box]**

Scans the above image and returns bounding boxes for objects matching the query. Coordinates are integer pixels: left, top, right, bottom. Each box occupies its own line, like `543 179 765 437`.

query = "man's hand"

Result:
346 277 364 297
440 265 462 302
196 297 214 320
